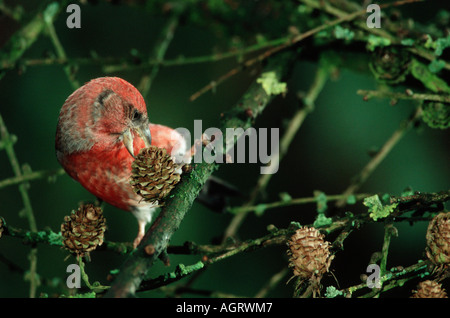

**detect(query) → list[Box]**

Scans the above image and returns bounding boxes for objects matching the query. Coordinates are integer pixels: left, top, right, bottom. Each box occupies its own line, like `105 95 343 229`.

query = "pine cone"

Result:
426 212 450 269
130 146 181 204
421 101 450 130
411 280 448 298
287 226 334 283
61 204 106 257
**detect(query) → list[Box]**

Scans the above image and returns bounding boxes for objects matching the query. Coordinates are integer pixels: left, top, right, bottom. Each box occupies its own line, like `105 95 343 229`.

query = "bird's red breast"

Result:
59 124 183 211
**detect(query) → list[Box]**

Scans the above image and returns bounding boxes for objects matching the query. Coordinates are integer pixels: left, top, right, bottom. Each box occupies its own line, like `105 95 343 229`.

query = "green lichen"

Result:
401 38 415 46
279 192 292 203
63 291 97 298
315 191 328 214
400 187 414 197
109 269 120 275
410 59 450 93
366 35 391 52
346 195 356 205
334 25 354 41
254 204 267 216
289 221 302 230
43 2 59 24
363 195 398 221
174 261 204 277
424 34 450 57
325 285 343 298
47 230 63 246
428 59 446 73
313 213 332 228
313 191 332 227
256 72 287 96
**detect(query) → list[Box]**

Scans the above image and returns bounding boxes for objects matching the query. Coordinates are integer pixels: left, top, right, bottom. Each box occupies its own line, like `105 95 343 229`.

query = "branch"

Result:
2 222 134 255
0 1 24 21
188 6 362 102
134 226 294 294
223 58 330 240
103 37 290 73
134 189 449 295
254 267 290 298
8 36 291 73
335 106 423 207
357 89 450 104
228 192 372 215
380 223 397 278
189 0 428 102
137 3 184 99
44 5 80 90
0 112 38 297
105 51 296 298
300 0 449 72
0 168 65 190
340 260 431 298
0 2 63 80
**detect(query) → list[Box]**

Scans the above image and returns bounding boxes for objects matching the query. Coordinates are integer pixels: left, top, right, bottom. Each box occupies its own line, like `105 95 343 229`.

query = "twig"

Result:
0 168 65 190
136 227 294 294
228 192 372 215
137 261 204 292
44 8 80 90
342 260 430 298
357 89 450 104
165 188 448 267
189 6 363 101
332 226 355 251
137 4 184 99
223 60 330 240
380 223 397 277
0 252 69 294
3 223 133 255
0 2 62 80
335 106 423 207
0 252 24 275
78 257 110 293
168 188 446 262
301 0 421 40
160 285 246 298
190 0 425 102
103 37 290 73
0 1 23 21
0 113 38 297
390 190 450 205
6 37 290 73
301 0 449 71
254 267 290 298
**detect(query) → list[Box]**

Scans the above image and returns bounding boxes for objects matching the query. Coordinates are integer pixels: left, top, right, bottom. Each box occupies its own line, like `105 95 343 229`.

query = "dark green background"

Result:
0 1 448 297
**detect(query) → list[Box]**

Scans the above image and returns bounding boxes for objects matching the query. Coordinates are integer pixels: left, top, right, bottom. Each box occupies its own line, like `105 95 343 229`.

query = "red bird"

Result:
55 77 190 248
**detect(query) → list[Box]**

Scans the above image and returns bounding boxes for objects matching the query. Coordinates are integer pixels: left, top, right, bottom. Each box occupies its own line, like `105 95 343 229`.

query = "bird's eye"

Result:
132 109 142 121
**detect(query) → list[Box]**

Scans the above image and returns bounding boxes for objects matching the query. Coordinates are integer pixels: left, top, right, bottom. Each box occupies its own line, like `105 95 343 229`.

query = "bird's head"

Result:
56 77 152 160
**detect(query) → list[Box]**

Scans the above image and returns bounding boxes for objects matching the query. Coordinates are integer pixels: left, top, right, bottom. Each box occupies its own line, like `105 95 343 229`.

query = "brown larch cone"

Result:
287 226 334 296
61 204 106 257
130 146 181 204
411 280 448 298
426 212 450 271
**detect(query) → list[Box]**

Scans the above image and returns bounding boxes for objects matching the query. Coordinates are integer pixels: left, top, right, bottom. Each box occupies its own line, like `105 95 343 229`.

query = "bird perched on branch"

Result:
55 77 191 248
